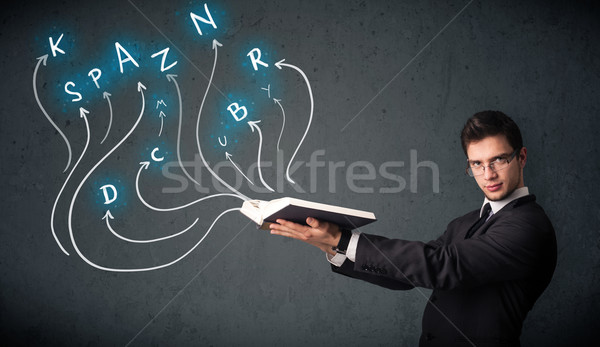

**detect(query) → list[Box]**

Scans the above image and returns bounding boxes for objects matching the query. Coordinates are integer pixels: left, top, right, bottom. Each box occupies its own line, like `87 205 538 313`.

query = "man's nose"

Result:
483 165 498 180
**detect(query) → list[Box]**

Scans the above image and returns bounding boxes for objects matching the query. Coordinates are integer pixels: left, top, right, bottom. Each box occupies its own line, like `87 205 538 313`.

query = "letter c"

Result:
151 147 164 162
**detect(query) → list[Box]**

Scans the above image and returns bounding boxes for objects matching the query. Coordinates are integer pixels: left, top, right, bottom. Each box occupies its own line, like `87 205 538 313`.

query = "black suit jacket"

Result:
332 195 557 346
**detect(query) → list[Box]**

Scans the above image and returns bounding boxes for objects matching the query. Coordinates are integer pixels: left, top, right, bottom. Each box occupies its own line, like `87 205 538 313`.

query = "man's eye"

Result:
493 157 504 163
471 162 481 167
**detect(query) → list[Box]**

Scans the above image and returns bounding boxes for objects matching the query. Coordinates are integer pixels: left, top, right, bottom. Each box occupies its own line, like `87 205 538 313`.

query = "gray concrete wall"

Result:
1 0 598 345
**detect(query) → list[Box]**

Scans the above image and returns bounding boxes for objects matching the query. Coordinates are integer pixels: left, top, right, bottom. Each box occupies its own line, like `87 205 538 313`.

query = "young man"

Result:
269 111 557 346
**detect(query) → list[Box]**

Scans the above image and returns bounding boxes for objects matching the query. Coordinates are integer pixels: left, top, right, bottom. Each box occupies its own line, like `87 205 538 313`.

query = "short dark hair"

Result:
460 110 523 156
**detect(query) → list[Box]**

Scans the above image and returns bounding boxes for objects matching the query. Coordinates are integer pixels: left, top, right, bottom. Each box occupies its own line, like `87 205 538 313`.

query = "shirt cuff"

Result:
326 252 346 267
325 230 361 266
346 230 361 262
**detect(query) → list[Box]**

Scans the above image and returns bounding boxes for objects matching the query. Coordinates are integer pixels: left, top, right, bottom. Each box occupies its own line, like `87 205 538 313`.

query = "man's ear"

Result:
519 147 527 168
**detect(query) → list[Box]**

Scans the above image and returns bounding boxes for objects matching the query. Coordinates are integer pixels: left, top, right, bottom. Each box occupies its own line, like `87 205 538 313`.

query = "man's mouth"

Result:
486 183 503 192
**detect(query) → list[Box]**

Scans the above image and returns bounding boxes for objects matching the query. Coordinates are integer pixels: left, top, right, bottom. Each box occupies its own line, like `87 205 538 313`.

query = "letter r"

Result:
246 48 269 71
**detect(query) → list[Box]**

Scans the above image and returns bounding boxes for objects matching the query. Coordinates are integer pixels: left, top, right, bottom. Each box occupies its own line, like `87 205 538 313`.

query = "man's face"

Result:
466 134 526 201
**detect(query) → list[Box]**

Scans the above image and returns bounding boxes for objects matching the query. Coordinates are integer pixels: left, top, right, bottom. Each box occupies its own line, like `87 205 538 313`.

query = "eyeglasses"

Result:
466 148 520 177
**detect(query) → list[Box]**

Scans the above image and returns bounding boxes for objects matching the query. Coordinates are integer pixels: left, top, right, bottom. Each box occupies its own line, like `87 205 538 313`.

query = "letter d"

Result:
99 184 118 205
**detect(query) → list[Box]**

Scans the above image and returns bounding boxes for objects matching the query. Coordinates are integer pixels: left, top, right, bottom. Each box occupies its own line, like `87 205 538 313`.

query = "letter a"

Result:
227 103 248 122
99 184 118 205
247 48 269 71
115 42 140 74
190 3 217 36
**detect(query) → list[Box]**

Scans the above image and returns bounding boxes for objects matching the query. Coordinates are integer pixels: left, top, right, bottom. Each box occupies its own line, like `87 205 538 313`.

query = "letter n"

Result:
190 3 217 36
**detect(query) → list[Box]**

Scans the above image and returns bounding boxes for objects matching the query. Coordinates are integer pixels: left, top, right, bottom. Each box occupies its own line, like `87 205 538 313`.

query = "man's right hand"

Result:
269 217 342 255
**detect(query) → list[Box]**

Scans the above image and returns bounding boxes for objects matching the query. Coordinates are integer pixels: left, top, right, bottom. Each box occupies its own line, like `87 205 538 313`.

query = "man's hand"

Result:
269 217 342 255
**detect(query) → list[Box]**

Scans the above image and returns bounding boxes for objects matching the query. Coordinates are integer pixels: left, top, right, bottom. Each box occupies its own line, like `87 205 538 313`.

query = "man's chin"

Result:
484 192 506 201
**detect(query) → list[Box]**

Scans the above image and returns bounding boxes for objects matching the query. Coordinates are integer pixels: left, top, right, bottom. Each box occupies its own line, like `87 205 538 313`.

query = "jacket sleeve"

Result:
332 212 553 290
330 231 447 291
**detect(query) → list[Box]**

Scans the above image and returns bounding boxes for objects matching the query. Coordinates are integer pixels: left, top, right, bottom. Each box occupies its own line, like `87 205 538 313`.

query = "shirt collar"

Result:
480 186 530 217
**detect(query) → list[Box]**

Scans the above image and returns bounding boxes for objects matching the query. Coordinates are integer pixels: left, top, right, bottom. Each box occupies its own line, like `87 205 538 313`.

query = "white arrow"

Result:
195 40 250 201
166 73 202 186
275 59 314 185
50 107 90 256
273 98 286 152
67 81 153 271
158 110 166 137
135 161 244 212
100 92 113 144
247 120 274 192
225 152 254 185
79 107 90 118
92 206 240 271
103 210 200 244
33 54 72 172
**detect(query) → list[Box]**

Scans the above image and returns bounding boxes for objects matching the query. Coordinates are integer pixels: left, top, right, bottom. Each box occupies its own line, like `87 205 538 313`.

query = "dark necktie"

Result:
465 203 492 239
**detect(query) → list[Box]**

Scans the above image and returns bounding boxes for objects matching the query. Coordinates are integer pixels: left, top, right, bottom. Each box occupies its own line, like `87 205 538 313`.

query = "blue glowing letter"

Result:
151 48 178 72
49 34 65 57
227 102 248 122
247 48 269 71
190 3 217 36
88 68 102 89
64 81 82 102
115 42 140 74
151 147 165 162
99 184 118 205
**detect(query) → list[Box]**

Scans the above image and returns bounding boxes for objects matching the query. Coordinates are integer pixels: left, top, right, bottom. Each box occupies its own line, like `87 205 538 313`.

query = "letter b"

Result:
227 102 248 121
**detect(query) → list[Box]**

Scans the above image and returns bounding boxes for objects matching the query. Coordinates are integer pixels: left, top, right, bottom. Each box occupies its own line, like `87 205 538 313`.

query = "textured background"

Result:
1 0 599 345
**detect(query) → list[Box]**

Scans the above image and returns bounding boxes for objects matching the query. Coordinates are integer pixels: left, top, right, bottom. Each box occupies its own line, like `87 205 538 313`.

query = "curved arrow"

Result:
158 110 166 137
166 73 202 186
275 59 314 185
100 92 113 144
247 120 274 192
33 54 72 172
225 152 254 185
103 210 200 244
195 40 251 201
50 107 90 256
88 206 240 272
136 161 244 212
273 98 286 152
67 81 152 272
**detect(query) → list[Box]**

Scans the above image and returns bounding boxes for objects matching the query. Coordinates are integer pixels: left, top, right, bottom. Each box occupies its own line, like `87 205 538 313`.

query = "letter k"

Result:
49 34 65 57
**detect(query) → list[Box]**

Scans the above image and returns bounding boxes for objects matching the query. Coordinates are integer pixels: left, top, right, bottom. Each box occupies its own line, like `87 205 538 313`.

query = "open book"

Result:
240 197 376 230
